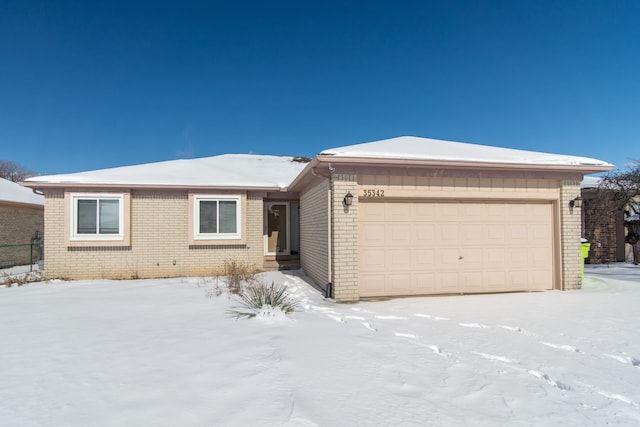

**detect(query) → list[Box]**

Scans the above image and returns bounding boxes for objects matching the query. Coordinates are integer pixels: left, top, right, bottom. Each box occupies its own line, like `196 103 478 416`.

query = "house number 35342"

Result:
363 189 385 197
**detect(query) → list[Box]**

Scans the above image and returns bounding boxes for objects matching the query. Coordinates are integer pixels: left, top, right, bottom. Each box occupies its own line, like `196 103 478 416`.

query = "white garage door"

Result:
358 200 555 297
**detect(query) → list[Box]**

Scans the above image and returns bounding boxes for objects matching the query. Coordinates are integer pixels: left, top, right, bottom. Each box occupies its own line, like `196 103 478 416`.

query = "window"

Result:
194 196 241 240
70 194 125 241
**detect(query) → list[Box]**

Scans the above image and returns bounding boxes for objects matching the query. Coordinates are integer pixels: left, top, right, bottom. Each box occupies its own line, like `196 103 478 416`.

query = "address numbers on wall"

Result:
362 189 385 197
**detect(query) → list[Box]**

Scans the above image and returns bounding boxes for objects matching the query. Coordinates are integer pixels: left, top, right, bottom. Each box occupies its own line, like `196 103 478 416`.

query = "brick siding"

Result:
330 174 359 302
299 180 330 290
560 180 583 290
43 190 264 279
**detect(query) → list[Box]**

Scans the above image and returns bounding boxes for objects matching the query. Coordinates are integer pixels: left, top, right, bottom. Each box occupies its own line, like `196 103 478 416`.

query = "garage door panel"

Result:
462 248 484 265
414 203 436 218
508 249 530 267
527 203 551 220
438 203 460 219
387 274 412 293
436 271 462 292
439 224 460 242
387 224 411 244
360 248 386 270
485 248 507 264
529 270 552 290
462 271 484 291
529 247 551 266
509 204 529 218
413 273 436 292
439 248 461 265
358 200 555 297
508 271 529 288
414 224 437 243
487 224 506 241
387 203 407 218
507 224 528 241
486 203 507 219
361 202 386 220
485 271 508 289
360 273 386 295
461 224 483 242
361 223 385 244
528 224 551 240
414 249 437 267
388 249 410 269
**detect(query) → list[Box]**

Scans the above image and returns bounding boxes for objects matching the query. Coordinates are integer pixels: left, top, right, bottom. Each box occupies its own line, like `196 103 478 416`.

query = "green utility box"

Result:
581 240 591 281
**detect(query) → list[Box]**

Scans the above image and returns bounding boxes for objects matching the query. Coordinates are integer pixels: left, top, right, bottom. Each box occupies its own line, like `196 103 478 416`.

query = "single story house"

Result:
22 136 612 302
0 177 44 267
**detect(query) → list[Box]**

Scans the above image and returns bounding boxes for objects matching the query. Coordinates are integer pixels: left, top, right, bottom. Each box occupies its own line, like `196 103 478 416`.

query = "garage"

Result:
358 200 555 297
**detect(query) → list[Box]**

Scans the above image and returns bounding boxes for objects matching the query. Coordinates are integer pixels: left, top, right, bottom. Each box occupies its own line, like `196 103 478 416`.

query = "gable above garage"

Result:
293 136 614 302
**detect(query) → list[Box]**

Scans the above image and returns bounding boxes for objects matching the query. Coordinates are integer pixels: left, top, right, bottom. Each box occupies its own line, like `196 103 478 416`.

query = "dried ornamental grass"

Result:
228 281 296 319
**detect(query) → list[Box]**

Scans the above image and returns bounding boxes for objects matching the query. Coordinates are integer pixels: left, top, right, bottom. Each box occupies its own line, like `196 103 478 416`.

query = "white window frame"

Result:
193 195 242 240
70 193 125 241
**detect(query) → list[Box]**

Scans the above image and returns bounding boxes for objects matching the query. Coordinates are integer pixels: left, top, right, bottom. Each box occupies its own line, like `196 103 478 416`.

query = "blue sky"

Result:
1 0 638 175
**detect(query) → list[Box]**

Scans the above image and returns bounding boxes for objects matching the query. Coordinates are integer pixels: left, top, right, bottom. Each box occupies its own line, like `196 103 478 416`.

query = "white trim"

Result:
70 193 125 242
264 202 291 256
193 195 242 240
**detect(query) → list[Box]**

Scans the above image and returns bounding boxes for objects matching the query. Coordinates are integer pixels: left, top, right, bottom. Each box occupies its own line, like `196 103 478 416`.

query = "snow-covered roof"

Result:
24 154 308 189
321 136 613 167
0 177 44 206
24 136 613 190
581 175 603 189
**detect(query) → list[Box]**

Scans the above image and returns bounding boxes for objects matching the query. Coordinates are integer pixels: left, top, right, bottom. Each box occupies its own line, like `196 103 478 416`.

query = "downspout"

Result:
326 175 333 298
310 162 334 298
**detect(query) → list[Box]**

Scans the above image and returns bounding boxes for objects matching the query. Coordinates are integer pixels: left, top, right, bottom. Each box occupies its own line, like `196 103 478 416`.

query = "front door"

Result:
265 202 290 256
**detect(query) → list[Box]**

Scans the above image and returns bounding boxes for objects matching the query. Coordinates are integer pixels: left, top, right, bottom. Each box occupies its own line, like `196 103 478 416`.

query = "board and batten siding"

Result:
299 180 330 290
358 175 562 200
43 190 264 279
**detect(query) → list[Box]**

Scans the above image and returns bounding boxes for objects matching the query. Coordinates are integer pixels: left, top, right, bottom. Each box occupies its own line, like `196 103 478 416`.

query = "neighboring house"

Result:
22 136 612 302
581 176 639 264
0 177 44 267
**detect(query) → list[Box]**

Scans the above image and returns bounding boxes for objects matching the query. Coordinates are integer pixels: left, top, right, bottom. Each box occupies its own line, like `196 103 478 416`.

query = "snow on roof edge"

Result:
320 136 613 168
23 136 613 189
24 154 309 189
0 177 44 206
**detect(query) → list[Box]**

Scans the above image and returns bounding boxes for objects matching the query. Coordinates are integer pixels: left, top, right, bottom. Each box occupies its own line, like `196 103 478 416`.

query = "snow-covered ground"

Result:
1 264 639 426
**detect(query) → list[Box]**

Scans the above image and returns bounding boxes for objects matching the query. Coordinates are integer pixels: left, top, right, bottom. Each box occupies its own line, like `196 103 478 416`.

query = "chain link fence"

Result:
0 241 43 272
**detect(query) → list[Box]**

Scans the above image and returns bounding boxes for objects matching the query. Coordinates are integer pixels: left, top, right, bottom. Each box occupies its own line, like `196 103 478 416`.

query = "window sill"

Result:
67 238 130 248
189 237 246 246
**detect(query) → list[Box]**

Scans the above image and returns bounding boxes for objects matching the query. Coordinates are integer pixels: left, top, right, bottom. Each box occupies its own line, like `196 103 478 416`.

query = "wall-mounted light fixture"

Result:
343 191 354 206
569 196 583 209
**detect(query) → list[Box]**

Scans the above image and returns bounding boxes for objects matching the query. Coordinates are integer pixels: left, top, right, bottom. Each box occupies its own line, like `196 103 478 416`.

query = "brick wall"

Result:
43 190 264 279
583 209 620 264
299 180 329 290
0 203 44 265
582 193 625 264
330 174 359 302
560 180 583 290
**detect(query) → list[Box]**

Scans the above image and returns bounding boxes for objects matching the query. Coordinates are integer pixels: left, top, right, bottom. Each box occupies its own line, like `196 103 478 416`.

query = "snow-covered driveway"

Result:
1 264 639 426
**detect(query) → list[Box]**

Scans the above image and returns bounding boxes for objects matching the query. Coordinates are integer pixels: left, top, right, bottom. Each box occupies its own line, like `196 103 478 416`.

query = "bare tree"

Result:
586 162 640 264
0 160 36 182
